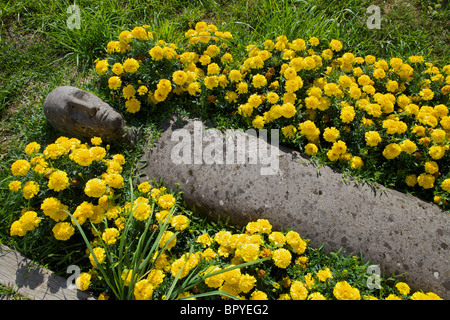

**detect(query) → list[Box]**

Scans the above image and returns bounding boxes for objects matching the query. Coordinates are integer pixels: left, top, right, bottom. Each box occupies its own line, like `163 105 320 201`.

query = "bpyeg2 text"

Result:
180 304 269 317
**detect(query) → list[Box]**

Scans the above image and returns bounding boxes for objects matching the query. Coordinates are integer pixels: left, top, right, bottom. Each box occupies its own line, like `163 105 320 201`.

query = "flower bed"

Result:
4 137 443 300
95 22 449 211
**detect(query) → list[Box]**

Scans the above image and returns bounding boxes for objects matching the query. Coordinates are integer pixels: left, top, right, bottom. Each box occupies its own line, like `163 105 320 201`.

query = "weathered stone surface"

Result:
43 86 130 143
140 117 450 299
0 245 95 300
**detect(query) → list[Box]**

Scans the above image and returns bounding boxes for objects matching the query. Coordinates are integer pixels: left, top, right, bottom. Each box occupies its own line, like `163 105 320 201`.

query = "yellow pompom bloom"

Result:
95 59 109 75
236 243 260 262
382 143 402 159
89 247 106 268
405 174 417 187
108 76 122 90
102 227 120 245
41 197 68 221
104 173 124 189
8 181 21 192
158 194 176 209
159 231 177 250
316 267 333 282
84 178 106 198
170 215 189 231
333 281 361 300
290 281 308 300
25 142 41 155
400 140 417 154
441 179 450 192
250 290 268 300
350 156 363 170
76 273 91 291
272 248 292 268
304 143 318 156
429 145 445 160
11 159 30 176
22 181 40 199
281 125 297 139
395 282 411 295
10 220 27 237
419 88 434 101
424 161 439 174
125 97 141 113
52 222 75 241
329 39 343 51
417 173 435 189
134 279 154 300
172 70 188 85
323 127 340 143
123 58 140 73
286 231 306 254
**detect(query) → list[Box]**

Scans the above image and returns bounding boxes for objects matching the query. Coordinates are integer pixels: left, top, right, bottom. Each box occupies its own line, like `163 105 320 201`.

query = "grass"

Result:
0 0 448 298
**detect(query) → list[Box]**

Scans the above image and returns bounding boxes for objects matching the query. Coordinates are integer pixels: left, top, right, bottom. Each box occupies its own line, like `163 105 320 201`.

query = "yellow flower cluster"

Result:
97 22 449 209
8 137 126 242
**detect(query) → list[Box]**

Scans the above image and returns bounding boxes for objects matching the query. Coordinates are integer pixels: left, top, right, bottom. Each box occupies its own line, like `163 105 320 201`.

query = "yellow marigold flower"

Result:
133 197 152 221
252 115 265 129
405 174 417 187
268 231 286 246
84 178 106 198
395 282 410 295
76 272 91 291
252 73 267 88
333 281 361 300
111 63 124 76
122 84 136 99
171 252 200 279
250 290 268 300
125 97 141 113
424 161 439 174
41 197 68 221
429 145 445 160
236 243 260 262
10 220 26 237
329 39 343 52
316 267 333 282
149 46 164 60
72 201 95 225
187 82 201 96
104 173 124 189
108 76 122 90
272 248 292 268
442 179 450 192
281 125 297 139
373 68 386 79
95 59 109 75
290 281 308 300
123 58 140 73
22 181 40 199
281 102 297 118
159 231 177 250
102 227 120 245
411 291 443 300
383 143 402 160
304 143 318 156
24 142 41 155
308 292 326 300
8 180 21 192
400 140 417 154
323 127 340 143
430 129 446 143
71 148 94 166
417 173 435 189
286 230 306 254
158 194 176 209
52 222 75 241
419 88 434 100
89 247 106 268
350 156 363 170
239 273 256 293
133 280 154 300
11 159 30 176
197 233 213 248
170 215 189 231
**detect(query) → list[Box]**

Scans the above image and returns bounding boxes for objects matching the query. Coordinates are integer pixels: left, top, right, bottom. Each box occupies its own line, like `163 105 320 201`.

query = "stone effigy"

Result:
43 86 131 143
139 117 450 299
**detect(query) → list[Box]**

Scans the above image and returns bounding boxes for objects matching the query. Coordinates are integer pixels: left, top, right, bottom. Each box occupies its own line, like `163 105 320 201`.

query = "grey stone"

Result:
43 86 130 143
140 117 450 299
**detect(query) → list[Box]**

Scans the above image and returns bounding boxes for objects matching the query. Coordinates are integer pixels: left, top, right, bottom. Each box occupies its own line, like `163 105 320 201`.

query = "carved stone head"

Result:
43 86 129 143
